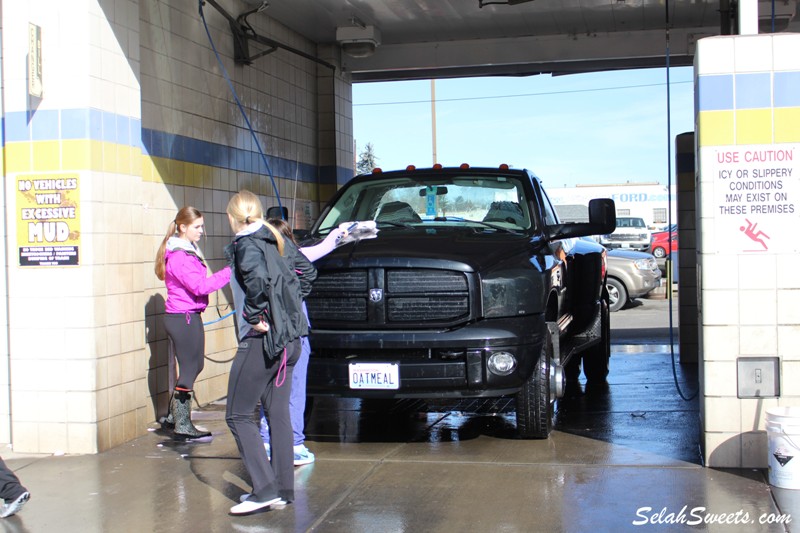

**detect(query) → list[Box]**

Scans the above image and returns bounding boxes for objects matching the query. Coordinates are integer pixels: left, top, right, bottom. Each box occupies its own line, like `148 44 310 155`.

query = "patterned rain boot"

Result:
171 389 212 440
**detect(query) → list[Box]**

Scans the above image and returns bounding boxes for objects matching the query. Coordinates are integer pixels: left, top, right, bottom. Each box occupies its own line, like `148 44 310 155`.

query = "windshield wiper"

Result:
434 216 519 234
375 220 414 228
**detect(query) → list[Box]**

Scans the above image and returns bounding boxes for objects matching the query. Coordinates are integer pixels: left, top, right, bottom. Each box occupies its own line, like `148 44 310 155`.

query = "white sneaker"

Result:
230 496 282 515
240 493 286 505
293 444 315 466
0 491 30 518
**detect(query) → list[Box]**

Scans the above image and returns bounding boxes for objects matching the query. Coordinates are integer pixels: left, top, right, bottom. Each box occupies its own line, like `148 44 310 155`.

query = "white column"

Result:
738 0 759 35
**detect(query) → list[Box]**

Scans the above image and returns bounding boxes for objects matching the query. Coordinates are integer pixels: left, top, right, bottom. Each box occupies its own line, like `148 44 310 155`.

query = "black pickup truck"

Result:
301 164 615 438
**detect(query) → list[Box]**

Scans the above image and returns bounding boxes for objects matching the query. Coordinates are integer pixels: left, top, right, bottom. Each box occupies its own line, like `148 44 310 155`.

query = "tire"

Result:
606 277 627 312
516 326 553 439
582 298 610 383
652 246 666 259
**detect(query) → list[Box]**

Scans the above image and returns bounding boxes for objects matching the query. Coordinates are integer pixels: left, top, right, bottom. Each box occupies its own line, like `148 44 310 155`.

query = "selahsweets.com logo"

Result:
632 506 792 527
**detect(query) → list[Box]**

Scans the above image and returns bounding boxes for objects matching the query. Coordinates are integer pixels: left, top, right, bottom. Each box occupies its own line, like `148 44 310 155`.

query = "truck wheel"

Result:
516 326 553 439
582 298 610 383
606 277 627 312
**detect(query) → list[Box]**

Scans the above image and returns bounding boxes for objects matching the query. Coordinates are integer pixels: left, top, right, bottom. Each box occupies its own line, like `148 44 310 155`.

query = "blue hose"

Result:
197 0 284 217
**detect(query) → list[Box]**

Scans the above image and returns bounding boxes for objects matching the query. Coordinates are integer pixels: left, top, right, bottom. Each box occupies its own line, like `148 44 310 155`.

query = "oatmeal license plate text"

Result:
349 362 399 390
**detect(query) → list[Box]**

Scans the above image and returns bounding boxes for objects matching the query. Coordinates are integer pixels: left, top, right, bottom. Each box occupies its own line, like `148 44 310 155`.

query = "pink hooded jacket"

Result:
164 238 231 314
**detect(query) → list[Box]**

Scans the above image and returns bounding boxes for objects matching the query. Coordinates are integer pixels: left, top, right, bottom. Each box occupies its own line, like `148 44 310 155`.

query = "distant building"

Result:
553 204 590 224
546 182 676 230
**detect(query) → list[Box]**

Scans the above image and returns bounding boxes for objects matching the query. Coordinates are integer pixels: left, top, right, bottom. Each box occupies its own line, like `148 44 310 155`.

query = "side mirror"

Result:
546 198 616 241
266 206 289 220
588 198 616 235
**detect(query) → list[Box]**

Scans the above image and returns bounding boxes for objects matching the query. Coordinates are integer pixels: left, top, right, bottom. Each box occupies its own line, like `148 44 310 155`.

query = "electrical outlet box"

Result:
737 357 780 398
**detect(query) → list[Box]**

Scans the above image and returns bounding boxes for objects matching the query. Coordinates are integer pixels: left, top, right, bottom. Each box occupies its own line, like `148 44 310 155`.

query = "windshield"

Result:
616 217 646 228
316 174 532 233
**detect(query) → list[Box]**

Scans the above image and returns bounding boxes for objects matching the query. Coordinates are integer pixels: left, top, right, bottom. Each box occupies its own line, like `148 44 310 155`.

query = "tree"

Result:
356 142 378 175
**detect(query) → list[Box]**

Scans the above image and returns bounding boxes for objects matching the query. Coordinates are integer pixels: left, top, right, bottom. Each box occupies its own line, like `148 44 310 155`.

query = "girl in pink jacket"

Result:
155 206 231 439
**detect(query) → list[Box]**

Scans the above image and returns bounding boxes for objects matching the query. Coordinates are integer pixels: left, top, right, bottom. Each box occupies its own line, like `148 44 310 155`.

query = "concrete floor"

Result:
2 347 798 532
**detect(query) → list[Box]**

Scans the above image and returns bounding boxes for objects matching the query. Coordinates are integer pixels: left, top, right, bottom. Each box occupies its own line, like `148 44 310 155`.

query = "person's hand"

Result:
252 319 270 333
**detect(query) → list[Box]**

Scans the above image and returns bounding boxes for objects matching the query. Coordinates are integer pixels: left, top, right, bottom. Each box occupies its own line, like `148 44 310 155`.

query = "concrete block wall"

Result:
1 0 145 454
695 33 800 467
0 0 353 453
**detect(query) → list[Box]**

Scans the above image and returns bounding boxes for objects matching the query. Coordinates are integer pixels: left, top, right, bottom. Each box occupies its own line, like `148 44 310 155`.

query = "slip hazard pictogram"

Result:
739 218 770 251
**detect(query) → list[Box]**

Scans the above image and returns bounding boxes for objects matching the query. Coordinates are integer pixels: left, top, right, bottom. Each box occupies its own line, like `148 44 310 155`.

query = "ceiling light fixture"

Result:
336 24 381 58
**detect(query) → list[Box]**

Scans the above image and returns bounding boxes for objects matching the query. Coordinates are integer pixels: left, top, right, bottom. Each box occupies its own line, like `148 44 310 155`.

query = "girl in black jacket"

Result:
224 190 316 515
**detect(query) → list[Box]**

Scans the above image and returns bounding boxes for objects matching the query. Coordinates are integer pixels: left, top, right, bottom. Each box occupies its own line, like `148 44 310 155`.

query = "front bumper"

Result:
628 268 663 299
603 242 651 252
306 315 545 398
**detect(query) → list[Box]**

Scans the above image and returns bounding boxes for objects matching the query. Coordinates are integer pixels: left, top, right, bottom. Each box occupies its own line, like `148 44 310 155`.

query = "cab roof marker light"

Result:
406 165 416 171
433 163 443 170
459 163 470 169
499 164 509 170
372 167 382 174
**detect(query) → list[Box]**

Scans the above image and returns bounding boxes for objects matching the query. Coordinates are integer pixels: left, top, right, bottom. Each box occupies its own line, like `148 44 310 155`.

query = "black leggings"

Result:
163 313 205 390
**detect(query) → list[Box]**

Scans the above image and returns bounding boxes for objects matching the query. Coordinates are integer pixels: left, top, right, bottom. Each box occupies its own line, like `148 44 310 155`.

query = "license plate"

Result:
349 362 400 390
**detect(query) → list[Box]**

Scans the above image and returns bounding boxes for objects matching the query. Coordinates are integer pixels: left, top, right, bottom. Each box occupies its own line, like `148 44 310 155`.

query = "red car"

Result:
650 224 677 259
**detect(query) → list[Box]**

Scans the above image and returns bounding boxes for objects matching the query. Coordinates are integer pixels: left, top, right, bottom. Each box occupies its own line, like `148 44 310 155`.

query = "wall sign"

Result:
28 23 43 98
706 144 798 253
16 173 80 266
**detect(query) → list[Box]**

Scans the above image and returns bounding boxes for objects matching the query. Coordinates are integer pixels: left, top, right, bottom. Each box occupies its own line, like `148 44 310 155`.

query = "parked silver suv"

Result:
606 249 662 311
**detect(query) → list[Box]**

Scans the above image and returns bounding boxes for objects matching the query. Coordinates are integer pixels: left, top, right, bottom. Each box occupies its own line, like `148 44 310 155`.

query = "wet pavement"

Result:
3 345 799 532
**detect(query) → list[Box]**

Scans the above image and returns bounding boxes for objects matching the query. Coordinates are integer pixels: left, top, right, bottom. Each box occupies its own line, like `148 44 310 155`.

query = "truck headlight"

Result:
482 273 538 318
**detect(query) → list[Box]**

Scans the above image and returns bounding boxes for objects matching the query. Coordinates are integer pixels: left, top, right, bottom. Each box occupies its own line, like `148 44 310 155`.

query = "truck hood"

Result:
310 227 539 272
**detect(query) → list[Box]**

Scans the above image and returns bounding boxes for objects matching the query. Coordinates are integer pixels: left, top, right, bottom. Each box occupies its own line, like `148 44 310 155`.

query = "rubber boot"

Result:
171 389 212 440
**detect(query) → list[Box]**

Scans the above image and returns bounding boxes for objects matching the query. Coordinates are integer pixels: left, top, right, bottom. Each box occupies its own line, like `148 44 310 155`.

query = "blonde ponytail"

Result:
227 190 285 256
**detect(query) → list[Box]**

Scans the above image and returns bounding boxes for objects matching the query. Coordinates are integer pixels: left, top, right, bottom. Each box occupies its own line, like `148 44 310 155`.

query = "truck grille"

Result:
307 268 471 327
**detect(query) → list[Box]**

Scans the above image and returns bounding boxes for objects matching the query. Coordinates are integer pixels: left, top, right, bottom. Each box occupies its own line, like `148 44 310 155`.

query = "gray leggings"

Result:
226 336 300 503
163 313 205 390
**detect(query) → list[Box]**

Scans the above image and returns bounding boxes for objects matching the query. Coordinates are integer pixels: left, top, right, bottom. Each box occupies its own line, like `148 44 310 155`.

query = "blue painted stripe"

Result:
774 71 800 107
61 109 90 139
141 128 336 184
1 108 346 184
90 108 104 142
31 109 59 141
735 73 771 109
5 111 32 142
698 75 734 111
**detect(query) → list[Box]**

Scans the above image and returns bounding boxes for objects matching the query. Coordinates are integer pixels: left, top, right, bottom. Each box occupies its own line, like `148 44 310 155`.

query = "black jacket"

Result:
228 225 317 359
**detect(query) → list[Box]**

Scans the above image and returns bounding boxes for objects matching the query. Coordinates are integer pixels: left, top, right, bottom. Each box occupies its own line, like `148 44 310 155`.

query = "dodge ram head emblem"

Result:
369 288 383 302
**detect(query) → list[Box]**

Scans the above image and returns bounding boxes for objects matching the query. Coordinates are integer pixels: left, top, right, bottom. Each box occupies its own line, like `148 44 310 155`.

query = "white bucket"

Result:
766 407 800 489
